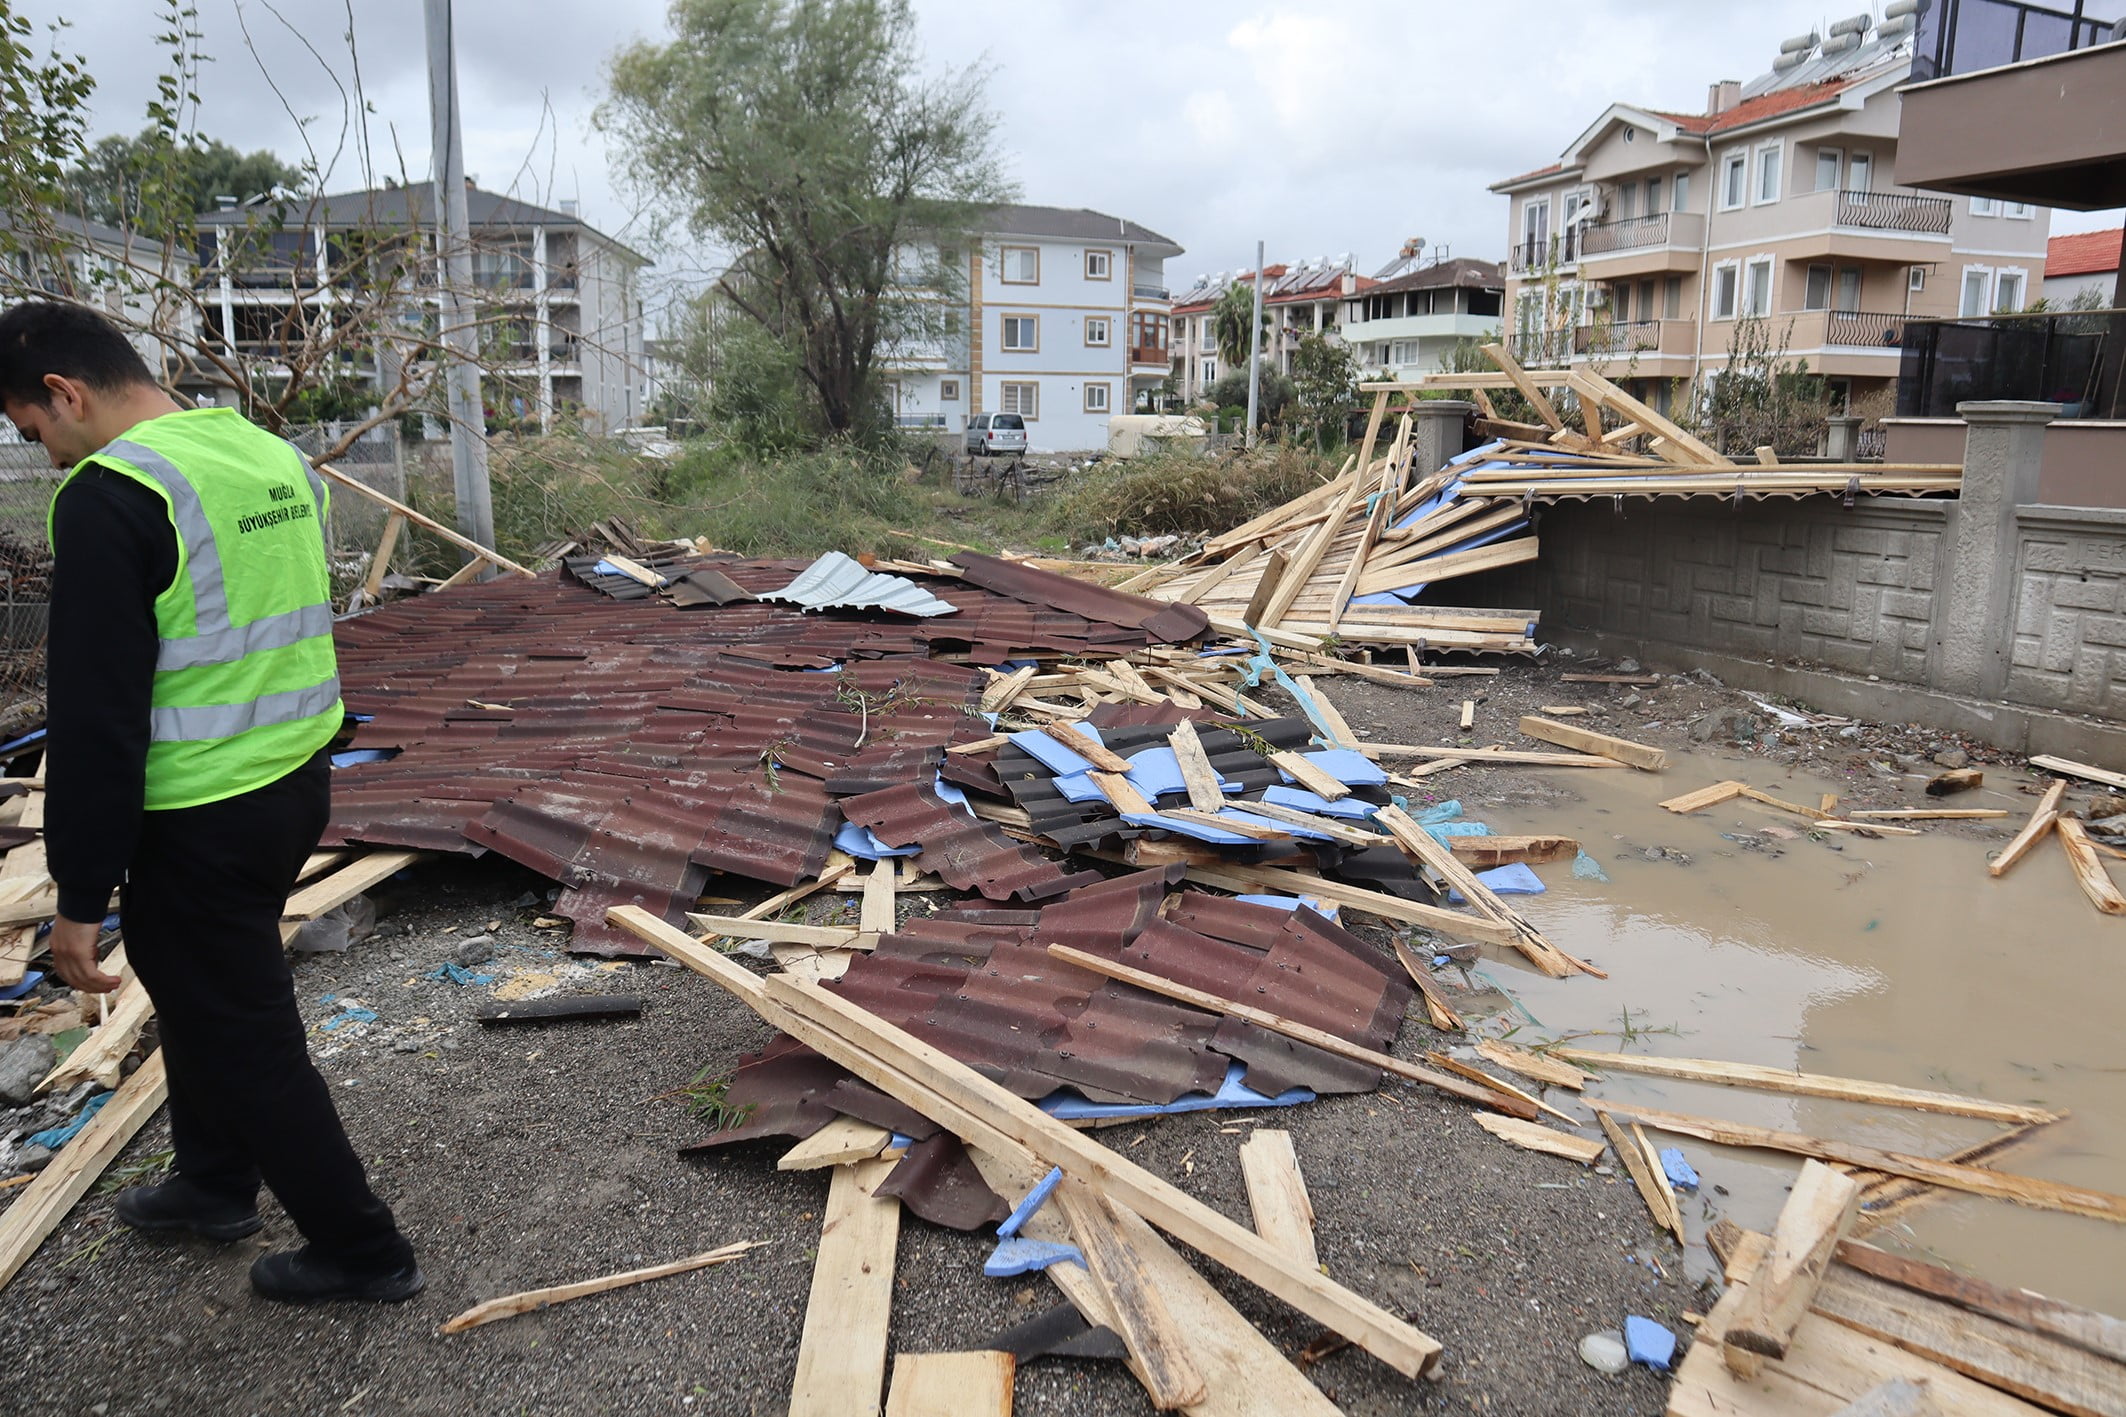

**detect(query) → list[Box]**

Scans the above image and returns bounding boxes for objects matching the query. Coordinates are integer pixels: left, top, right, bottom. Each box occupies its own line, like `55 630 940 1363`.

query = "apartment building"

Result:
883 205 1180 451
1490 10 2051 416
1168 256 1369 404
1340 247 1504 378
2042 228 2121 305
194 184 648 432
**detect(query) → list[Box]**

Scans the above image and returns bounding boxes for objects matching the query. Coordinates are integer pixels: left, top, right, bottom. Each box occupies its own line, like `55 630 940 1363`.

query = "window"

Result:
1618 184 1640 220
1908 266 1927 293
1637 278 1656 319
1084 249 1112 279
1804 263 1833 310
1000 245 1039 283
1970 196 1999 216
1200 359 1216 384
1959 266 1992 317
1199 322 1214 352
1816 147 1842 193
1712 263 1739 319
1389 339 1420 366
1994 269 2026 311
1522 198 1550 251
1719 152 1746 210
1001 314 1038 352
1083 382 1111 413
999 382 1038 418
1743 257 1773 316
1084 315 1111 347
1663 275 1682 319
939 378 960 401
1754 142 1782 204
1645 176 1662 214
1846 152 1871 192
1610 283 1631 321
1673 171 1691 212
1835 267 1861 313
2004 201 2034 219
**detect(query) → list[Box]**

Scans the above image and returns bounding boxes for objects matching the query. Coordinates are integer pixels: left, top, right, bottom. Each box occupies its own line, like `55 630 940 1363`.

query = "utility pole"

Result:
423 0 495 563
1244 239 1264 448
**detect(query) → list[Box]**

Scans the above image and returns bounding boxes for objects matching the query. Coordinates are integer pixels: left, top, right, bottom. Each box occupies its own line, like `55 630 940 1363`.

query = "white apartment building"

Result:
1340 249 1505 378
1169 257 1365 404
884 205 1181 452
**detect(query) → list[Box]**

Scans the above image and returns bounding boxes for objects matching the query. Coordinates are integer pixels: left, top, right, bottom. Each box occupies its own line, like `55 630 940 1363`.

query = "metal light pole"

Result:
423 0 495 563
1244 239 1264 448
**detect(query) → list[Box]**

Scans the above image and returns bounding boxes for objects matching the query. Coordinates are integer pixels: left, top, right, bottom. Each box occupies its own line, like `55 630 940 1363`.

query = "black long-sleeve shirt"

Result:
47 465 177 920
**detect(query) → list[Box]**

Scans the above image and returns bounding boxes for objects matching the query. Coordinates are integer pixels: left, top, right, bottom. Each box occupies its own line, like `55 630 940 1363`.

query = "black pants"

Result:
121 751 413 1270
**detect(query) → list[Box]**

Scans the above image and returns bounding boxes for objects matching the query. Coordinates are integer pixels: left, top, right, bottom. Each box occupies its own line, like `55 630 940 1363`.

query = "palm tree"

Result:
1212 279 1268 367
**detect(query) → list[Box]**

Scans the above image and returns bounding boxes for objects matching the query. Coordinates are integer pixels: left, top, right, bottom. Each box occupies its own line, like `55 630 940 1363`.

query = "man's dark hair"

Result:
0 300 157 407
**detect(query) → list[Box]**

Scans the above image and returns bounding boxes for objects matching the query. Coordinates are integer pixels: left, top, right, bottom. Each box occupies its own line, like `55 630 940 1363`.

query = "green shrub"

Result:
1052 444 1333 544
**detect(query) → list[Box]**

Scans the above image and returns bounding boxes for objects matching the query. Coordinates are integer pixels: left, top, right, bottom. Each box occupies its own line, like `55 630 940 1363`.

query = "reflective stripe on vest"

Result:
97 437 334 677
147 671 343 743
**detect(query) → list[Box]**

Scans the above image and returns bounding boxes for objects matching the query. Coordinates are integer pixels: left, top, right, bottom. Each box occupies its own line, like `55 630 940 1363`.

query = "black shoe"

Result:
113 1176 262 1243
250 1246 425 1304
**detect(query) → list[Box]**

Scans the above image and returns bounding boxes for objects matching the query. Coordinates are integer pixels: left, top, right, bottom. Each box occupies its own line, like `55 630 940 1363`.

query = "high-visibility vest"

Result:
49 406 343 810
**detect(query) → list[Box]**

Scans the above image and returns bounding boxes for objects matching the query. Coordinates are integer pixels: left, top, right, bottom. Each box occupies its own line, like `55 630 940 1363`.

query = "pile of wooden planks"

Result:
1131 345 1959 651
1996 761 2126 917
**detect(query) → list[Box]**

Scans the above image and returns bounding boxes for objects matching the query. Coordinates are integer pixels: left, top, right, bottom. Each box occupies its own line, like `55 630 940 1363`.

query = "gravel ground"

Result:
2 650 2077 1416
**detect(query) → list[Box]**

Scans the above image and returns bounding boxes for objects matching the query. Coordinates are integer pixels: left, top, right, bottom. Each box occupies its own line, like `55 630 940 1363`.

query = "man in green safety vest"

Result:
0 301 421 1303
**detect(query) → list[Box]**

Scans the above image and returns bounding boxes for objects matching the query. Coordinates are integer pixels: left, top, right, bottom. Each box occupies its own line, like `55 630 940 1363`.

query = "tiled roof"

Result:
1646 77 1858 136
981 204 1181 253
2048 228 2122 279
1361 258 1503 299
1493 162 1570 190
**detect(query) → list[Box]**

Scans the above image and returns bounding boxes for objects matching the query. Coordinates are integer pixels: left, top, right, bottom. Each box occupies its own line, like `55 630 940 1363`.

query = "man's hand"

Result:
48 915 121 993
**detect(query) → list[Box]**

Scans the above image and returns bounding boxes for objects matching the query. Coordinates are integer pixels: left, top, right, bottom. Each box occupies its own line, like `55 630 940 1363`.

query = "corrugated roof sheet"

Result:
765 552 959 618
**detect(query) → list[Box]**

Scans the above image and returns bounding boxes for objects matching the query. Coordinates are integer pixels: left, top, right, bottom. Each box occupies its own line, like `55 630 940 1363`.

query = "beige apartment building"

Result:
1490 15 2051 417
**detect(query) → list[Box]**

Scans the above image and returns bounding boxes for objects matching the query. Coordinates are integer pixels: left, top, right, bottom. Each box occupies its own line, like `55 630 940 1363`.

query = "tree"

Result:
1691 314 1829 458
66 127 300 231
1211 278 1267 366
1287 332 1359 449
1207 368 1293 429
598 0 1014 438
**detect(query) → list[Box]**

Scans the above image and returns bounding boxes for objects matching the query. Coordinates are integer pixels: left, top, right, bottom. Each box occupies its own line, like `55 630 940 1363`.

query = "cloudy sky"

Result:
43 0 2122 305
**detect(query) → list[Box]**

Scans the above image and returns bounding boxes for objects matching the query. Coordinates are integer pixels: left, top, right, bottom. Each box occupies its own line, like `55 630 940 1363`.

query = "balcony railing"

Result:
1914 0 2126 83
1507 330 1573 365
1128 343 1170 365
1580 213 1670 256
1834 189 1953 233
1575 319 1669 356
1898 310 2112 416
1823 309 1910 347
1509 229 1578 274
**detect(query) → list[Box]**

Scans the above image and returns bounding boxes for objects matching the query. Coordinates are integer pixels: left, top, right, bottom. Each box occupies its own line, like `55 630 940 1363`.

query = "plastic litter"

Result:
985 1236 1085 1277
1041 1061 1313 1121
320 1004 378 1031
998 1167 1064 1238
833 818 920 861
1659 1148 1700 1191
1572 850 1612 882
1578 1330 1629 1374
1625 1316 1676 1371
1448 863 1545 904
0 969 44 1002
1235 893 1341 920
425 962 495 987
28 1089 112 1149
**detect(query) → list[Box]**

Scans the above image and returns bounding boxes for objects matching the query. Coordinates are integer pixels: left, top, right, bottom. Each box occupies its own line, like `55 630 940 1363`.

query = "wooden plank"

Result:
1458 700 1475 731
1055 1180 1207 1409
1161 809 1290 842
281 850 425 922
1327 415 1408 630
439 1239 766 1334
1181 861 1520 946
980 665 1038 713
1264 751 1350 802
1854 1124 2049 1231
42 977 154 1092
1475 1039 1588 1091
316 461 537 576
779 1116 894 1172
1562 672 1664 685
1168 721 1226 813
362 511 405 602
1090 771 1156 817
1044 722 1134 773
1359 742 1628 768
1831 1380 1942 1417
1471 1112 1605 1164
2030 755 2126 793
1259 395 1385 631
1046 943 1533 1118
1551 1050 2060 1126
1991 781 2067 877
1596 1109 1684 1242
1390 938 1466 1032
1238 549 1288 626
689 914 875 951
1518 715 1668 771
1238 1130 1318 1270
1587 1099 2126 1224
1743 786 1833 821
1834 1241 2126 1368
612 907 1445 1381
1214 798 1384 847
1723 1162 1863 1376
0 1050 168 1290
1374 804 1598 978
1566 368 1733 465
1448 835 1579 868
1349 535 1541 598
2057 818 2126 915
1426 1051 1579 1125
473 995 643 1025
859 859 897 935
1926 768 1985 797
1663 780 1749 813
1293 675 1359 750
1479 343 1565 429
790 1157 902 1417
1849 809 2008 821
885 1352 1016 1417
1174 541 1263 607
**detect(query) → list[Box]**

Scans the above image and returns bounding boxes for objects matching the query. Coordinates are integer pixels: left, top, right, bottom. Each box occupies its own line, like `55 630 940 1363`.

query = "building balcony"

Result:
1573 318 1698 361
1508 230 1578 275
1129 343 1171 367
1900 20 2126 207
1348 311 1503 344
1776 188 1958 263
1775 308 1913 353
1578 212 1706 277
1131 283 1169 301
1506 330 1575 366
1896 309 2112 417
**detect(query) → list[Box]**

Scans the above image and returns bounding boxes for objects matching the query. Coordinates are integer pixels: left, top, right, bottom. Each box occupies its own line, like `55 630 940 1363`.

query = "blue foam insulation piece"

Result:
1373 520 1532 600
1053 771 1105 804
997 1167 1063 1238
1625 1316 1677 1371
0 969 43 1001
800 662 844 673
932 775 972 810
1219 807 1337 842
985 1237 1084 1277
1124 746 1242 800
0 727 48 754
1008 728 1093 776
1660 1148 1700 1191
1260 784 1376 820
1236 893 1341 920
1447 862 1545 904
1040 1061 1313 1120
331 748 397 767
834 819 920 860
1294 748 1386 787
1122 811 1256 845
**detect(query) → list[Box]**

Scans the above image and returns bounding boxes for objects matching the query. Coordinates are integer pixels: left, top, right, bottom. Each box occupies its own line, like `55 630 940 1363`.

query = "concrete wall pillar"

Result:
1825 415 1861 461
1930 400 2058 698
1409 400 1474 481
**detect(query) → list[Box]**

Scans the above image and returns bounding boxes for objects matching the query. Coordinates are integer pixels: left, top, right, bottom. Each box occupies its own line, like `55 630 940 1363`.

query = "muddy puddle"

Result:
1457 748 2126 1313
